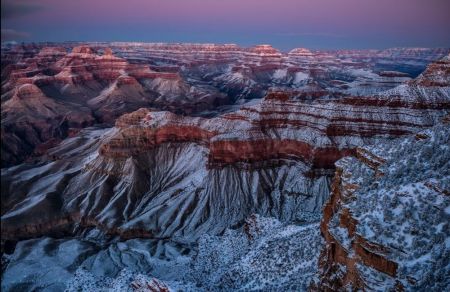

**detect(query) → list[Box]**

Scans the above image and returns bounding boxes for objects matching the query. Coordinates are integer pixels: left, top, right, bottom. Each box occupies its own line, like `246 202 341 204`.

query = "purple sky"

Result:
2 0 450 49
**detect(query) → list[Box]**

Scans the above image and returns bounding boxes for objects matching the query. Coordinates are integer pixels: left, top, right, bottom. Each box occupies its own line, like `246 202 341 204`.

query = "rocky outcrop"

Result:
317 153 399 290
411 54 450 87
0 211 161 246
130 278 170 292
317 121 450 290
1 83 95 166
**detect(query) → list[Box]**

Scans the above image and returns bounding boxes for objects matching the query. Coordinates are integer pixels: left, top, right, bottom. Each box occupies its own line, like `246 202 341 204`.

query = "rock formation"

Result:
317 120 449 290
1 43 449 291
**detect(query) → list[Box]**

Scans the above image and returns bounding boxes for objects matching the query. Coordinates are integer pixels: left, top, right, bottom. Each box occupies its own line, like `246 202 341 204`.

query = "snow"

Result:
2 218 323 291
187 217 323 291
445 205 450 215
1 43 449 291
273 69 287 80
332 123 450 290
293 72 309 84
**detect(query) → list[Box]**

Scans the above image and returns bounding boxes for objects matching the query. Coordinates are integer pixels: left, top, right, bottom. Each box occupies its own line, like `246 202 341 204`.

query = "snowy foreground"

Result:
2 216 322 291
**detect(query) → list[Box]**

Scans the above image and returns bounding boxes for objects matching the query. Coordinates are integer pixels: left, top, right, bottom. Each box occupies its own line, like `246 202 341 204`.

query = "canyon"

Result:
1 43 449 291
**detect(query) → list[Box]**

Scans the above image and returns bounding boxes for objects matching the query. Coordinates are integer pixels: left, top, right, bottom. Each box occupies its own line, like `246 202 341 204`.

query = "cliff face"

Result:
1 83 95 166
98 90 443 168
317 151 397 290
317 121 450 290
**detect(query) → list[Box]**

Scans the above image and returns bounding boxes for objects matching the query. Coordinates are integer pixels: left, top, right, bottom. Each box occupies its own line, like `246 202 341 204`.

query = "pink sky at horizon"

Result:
2 0 450 49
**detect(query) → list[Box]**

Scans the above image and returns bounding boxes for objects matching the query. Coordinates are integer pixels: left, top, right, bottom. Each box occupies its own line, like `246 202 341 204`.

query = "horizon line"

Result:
2 40 449 52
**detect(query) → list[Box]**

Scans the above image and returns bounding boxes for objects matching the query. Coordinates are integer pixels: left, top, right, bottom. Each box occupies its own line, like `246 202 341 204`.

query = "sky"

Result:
2 0 450 50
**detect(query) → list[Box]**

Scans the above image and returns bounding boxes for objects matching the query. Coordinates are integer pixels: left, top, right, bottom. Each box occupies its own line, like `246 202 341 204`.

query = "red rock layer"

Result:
3 45 180 89
208 140 354 169
0 212 163 250
97 78 445 169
